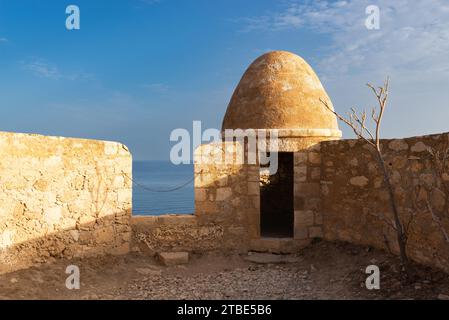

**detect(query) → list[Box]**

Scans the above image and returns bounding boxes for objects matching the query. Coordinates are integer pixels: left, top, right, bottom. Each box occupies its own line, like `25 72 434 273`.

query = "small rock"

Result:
158 252 189 266
411 141 428 153
350 176 369 187
10 278 18 284
438 294 449 300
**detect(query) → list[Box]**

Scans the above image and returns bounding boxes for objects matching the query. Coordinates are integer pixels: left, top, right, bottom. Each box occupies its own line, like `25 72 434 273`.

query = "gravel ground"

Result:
1 241 448 300
121 265 315 300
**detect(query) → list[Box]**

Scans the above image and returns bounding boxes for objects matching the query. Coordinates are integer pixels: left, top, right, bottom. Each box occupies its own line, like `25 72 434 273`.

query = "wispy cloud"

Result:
0 37 8 43
21 59 94 81
241 0 354 32
240 0 449 81
239 0 449 138
22 60 61 79
140 83 170 93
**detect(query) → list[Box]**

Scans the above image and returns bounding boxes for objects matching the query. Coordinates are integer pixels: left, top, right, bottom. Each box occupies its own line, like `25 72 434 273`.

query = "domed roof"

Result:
222 51 339 131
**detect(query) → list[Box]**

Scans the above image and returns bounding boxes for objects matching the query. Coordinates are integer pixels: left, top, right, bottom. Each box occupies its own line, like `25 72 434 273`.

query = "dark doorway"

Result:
260 152 294 238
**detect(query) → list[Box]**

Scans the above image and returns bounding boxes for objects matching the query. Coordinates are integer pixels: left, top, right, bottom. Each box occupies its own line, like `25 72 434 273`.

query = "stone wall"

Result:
293 144 324 242
132 142 259 253
0 131 132 274
320 132 449 272
132 137 338 255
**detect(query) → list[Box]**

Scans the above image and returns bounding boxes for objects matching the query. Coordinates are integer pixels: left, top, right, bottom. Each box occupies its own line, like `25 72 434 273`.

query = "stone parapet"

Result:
0 131 132 274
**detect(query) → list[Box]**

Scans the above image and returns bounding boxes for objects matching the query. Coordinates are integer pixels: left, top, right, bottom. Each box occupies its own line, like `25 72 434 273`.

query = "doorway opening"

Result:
260 152 294 238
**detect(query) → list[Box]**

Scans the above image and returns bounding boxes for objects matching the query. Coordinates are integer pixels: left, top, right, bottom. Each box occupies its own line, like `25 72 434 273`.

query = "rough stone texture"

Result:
132 51 447 274
0 131 132 274
131 215 225 254
222 51 339 131
132 139 325 254
293 144 325 243
321 133 449 272
132 141 259 254
3 50 449 277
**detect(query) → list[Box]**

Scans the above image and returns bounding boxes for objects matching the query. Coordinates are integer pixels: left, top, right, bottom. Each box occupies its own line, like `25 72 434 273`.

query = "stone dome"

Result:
222 51 339 131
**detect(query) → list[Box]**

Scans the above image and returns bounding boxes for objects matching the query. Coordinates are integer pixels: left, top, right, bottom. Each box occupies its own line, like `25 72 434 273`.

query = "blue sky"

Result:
1 0 449 160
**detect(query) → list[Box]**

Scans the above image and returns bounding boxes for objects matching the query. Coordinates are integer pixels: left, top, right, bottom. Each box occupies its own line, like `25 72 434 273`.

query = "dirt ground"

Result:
1 240 448 300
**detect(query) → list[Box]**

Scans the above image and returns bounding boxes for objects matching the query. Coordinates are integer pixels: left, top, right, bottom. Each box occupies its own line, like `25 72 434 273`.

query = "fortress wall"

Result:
320 132 449 272
0 131 132 274
292 144 325 242
288 135 340 243
131 142 260 254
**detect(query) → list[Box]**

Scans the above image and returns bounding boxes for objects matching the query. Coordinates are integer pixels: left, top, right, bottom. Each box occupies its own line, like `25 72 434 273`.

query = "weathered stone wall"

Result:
132 142 259 254
132 136 340 255
293 144 324 242
131 131 449 273
194 142 260 248
0 131 132 274
320 132 449 272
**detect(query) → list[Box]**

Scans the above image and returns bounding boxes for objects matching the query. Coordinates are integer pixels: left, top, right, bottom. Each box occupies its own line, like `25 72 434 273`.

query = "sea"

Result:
132 161 194 215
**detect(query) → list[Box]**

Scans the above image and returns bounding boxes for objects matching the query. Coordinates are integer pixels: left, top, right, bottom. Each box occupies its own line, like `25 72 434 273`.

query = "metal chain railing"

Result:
122 172 195 193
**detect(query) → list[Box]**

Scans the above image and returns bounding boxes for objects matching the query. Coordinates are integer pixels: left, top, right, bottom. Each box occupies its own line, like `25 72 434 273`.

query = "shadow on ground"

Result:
1 240 448 300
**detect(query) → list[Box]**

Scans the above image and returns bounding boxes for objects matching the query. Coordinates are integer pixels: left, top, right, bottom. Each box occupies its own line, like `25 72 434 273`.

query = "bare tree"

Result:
320 78 412 277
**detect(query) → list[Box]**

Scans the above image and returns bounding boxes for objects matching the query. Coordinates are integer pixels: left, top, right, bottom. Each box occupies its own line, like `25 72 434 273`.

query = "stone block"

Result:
248 181 259 195
294 196 305 210
294 166 307 182
310 167 321 180
295 183 320 196
158 252 189 266
195 200 218 214
314 212 323 225
295 210 314 226
411 141 428 153
194 188 207 202
216 187 232 201
308 152 321 164
93 226 115 244
388 139 409 151
294 226 308 240
294 152 307 165
349 176 369 187
305 198 321 211
309 226 323 238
